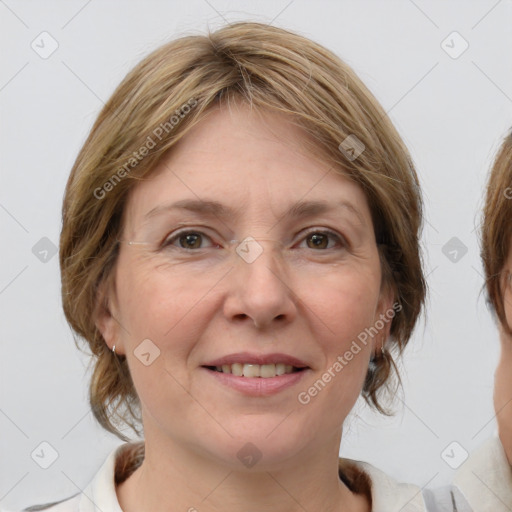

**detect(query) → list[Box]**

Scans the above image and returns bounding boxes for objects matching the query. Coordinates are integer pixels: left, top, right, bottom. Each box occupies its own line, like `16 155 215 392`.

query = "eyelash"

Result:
161 227 348 251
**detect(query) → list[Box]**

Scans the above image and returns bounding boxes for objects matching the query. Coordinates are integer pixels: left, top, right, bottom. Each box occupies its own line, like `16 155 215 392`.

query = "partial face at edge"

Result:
501 240 512 330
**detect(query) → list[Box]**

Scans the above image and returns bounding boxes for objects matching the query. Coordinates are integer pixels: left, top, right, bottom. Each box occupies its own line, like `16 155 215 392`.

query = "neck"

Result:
116 428 370 512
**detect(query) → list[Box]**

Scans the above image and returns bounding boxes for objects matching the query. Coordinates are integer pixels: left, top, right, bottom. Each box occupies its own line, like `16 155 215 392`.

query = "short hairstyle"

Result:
481 129 512 331
59 21 426 441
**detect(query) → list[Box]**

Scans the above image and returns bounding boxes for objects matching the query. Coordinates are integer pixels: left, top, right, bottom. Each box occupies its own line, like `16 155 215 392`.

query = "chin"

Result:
203 420 314 470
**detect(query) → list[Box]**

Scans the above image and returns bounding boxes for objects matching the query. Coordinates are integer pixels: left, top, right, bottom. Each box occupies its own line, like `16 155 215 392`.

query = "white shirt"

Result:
12 437 512 512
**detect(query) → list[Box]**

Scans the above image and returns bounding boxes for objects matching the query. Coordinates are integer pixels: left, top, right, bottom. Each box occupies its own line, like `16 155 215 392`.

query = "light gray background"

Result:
1 0 512 509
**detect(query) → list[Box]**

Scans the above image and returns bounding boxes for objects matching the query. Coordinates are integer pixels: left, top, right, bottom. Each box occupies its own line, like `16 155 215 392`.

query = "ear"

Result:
93 275 124 355
372 281 396 354
499 268 508 299
499 268 512 333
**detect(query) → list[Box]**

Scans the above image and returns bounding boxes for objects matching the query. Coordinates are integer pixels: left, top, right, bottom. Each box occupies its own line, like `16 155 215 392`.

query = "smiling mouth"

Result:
203 363 306 378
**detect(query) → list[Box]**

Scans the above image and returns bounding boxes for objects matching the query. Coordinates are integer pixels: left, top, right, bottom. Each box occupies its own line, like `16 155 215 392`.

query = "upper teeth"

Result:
215 363 296 378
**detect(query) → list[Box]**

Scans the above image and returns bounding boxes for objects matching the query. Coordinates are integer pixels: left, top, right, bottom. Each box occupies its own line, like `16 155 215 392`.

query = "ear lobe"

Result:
374 284 396 352
93 278 118 350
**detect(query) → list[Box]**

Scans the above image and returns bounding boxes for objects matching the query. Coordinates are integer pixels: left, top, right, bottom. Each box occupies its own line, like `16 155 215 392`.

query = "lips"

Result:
202 353 311 396
203 352 309 367
202 352 310 379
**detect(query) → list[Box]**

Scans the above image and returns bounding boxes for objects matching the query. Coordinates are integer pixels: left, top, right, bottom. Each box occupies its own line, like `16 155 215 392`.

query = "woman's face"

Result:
503 245 512 326
99 104 393 468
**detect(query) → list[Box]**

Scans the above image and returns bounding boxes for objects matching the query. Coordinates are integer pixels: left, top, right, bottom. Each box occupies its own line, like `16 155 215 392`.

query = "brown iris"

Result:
306 233 329 249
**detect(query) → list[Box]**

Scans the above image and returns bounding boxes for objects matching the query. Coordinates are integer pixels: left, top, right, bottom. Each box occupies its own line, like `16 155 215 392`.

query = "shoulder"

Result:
20 495 81 512
340 457 473 512
18 442 142 512
345 458 428 512
453 435 512 511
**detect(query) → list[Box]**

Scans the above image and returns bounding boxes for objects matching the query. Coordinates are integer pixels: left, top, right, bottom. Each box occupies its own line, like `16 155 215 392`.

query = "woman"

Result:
481 132 512 468
21 21 500 511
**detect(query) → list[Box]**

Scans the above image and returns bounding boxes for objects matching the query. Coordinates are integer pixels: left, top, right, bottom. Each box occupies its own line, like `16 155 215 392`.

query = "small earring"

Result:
112 344 116 355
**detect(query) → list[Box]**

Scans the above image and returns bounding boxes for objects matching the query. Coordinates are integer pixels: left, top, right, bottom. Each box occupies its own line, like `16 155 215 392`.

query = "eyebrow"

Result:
143 198 365 225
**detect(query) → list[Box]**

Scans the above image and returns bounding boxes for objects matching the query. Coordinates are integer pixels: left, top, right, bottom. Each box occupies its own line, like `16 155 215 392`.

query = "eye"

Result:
297 229 346 250
163 230 217 250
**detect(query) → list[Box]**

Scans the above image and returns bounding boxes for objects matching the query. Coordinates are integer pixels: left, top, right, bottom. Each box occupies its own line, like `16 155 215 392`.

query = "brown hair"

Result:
60 21 426 444
481 129 512 331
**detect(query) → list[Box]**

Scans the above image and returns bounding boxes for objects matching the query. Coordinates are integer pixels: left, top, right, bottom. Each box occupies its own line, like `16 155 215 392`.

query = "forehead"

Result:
123 104 372 229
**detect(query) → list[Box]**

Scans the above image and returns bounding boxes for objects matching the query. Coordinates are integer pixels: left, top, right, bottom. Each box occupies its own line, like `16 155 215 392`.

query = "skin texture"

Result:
96 103 394 512
495 251 512 465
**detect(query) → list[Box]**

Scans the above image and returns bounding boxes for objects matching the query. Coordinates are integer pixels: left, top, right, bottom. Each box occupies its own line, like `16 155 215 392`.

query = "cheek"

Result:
112 261 212 396
114 268 215 426
116 259 211 338
505 300 512 331
304 267 381 347
293 268 382 412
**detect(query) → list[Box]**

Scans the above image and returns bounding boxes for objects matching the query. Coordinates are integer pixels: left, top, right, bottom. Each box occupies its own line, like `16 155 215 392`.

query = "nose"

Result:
222 238 298 330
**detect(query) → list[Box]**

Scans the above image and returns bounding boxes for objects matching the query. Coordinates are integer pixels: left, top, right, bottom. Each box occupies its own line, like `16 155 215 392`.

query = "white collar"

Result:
78 443 428 512
453 436 512 511
79 444 124 512
347 459 427 511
